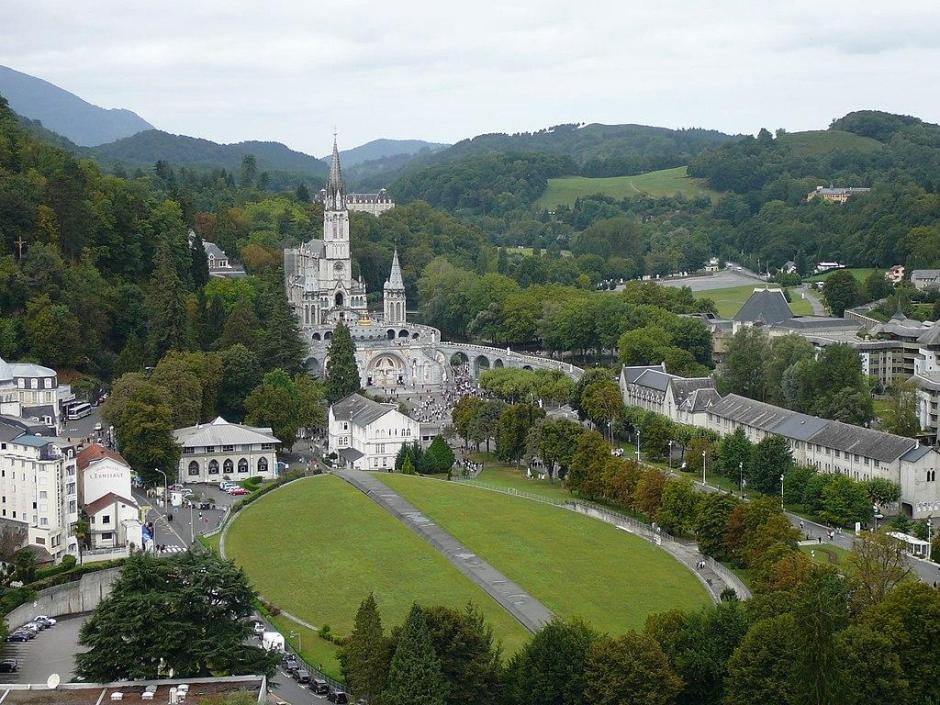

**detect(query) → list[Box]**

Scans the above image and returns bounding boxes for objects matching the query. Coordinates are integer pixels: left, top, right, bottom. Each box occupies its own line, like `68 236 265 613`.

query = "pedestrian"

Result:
799 520 804 530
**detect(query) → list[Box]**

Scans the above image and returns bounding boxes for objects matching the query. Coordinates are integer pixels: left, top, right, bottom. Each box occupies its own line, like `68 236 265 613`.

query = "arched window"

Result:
188 461 200 477
223 459 234 475
258 457 269 473
208 459 220 474
335 292 345 307
238 458 249 473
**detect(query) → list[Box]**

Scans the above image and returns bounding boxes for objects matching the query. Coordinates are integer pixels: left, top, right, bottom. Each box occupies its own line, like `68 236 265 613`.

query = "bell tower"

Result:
383 249 407 324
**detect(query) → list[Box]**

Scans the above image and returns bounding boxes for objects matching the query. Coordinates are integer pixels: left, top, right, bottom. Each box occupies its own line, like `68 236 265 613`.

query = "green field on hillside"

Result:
376 474 711 634
694 285 814 318
777 130 882 156
537 166 719 209
806 268 879 283
225 476 532 654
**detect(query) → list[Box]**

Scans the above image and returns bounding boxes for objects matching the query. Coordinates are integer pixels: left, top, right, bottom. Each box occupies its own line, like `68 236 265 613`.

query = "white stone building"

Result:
174 417 280 484
0 434 78 562
0 358 74 431
77 444 141 551
328 393 420 470
619 364 718 428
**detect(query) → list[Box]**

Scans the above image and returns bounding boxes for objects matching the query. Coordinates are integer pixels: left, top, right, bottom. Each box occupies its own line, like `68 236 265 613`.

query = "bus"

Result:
66 402 92 420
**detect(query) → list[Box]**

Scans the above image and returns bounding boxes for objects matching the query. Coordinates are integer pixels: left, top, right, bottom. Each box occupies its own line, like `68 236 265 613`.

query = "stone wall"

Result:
4 567 120 630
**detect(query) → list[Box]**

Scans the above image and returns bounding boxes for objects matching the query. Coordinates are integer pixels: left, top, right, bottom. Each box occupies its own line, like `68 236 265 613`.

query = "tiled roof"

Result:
807 420 916 464
331 394 397 426
682 388 721 413
78 443 129 471
84 492 138 516
733 288 793 324
621 364 666 385
339 447 365 462
669 377 715 404
706 394 796 432
772 412 829 441
632 369 672 392
173 417 279 448
901 445 934 463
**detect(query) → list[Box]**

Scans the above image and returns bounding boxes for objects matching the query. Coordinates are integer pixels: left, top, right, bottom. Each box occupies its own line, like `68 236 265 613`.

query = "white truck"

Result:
262 631 285 652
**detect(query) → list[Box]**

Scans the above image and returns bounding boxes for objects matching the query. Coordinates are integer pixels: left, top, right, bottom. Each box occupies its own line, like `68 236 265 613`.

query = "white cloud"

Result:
1 0 939 154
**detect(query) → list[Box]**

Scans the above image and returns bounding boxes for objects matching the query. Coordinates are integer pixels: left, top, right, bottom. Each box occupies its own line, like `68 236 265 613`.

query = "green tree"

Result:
326 322 361 403
748 436 792 495
695 493 740 561
218 344 261 420
580 380 624 440
717 428 753 480
724 614 796 705
423 604 502 705
584 632 682 705
822 269 860 316
819 474 873 526
245 369 324 449
147 243 189 359
341 593 391 702
655 479 700 536
846 531 912 610
424 435 456 474
76 552 276 681
452 396 484 448
570 368 616 421
24 295 83 367
218 295 260 351
835 625 908 705
13 547 37 583
383 604 448 705
257 286 305 374
718 327 770 401
503 619 596 705
150 353 204 427
495 403 545 464
880 379 919 437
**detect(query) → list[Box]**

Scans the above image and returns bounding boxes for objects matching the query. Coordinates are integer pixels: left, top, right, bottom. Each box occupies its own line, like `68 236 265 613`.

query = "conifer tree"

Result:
383 604 448 705
219 295 259 351
424 436 456 474
342 593 391 702
402 456 416 475
258 287 305 374
326 321 361 402
147 243 189 359
189 229 210 288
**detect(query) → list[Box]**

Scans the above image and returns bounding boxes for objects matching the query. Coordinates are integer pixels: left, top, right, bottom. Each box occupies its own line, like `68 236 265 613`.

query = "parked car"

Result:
310 679 329 695
283 657 299 673
227 487 249 496
6 631 29 642
327 690 349 704
34 615 56 627
219 481 237 491
21 622 42 633
0 659 17 672
294 669 311 684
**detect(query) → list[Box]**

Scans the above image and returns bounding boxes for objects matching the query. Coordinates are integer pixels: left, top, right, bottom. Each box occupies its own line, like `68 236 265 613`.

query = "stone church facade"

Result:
285 136 582 393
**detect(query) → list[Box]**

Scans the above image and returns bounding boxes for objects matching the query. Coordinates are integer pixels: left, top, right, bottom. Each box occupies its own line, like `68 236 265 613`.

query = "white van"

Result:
219 481 237 491
262 631 285 652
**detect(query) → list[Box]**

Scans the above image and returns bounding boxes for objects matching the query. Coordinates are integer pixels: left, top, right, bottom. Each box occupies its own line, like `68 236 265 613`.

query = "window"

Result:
102 514 111 524
223 459 234 474
222 445 234 452
102 532 113 541
68 500 76 513
188 461 200 477
205 446 215 453
40 518 47 526
258 457 269 473
208 459 220 475
182 447 194 455
238 458 249 473
261 443 274 450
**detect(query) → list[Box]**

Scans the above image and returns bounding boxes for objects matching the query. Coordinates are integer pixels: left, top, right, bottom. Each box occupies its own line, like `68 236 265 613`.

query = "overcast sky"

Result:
2 1 939 155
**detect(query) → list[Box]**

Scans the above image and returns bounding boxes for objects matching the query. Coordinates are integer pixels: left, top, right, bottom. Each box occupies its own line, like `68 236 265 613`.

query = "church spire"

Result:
385 249 404 289
326 133 346 211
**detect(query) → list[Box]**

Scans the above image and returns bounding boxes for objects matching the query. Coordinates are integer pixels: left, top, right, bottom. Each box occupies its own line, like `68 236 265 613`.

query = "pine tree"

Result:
383 604 448 705
402 456 416 475
296 183 311 202
189 229 210 289
258 287 305 374
202 295 227 349
326 322 361 402
147 243 189 359
219 295 260 351
342 593 391 702
424 436 455 474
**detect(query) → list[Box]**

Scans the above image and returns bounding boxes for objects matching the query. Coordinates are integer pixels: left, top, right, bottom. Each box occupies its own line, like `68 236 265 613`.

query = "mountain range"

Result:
0 64 154 146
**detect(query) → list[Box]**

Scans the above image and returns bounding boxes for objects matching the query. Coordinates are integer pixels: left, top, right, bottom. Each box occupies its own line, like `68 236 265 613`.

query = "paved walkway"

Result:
335 469 554 632
798 284 826 315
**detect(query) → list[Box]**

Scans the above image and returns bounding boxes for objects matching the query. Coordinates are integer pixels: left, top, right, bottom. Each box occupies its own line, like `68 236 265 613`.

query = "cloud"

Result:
1 0 938 154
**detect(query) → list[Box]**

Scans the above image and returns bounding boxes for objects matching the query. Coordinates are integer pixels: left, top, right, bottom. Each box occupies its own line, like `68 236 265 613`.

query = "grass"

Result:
266 613 343 680
805 268 879 283
197 532 221 553
224 475 531 653
537 166 719 209
777 129 882 157
375 474 712 634
800 543 852 568
693 285 814 318
468 452 569 500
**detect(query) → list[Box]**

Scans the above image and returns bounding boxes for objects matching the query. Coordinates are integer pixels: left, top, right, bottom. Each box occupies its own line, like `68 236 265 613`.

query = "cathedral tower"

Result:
383 249 407 324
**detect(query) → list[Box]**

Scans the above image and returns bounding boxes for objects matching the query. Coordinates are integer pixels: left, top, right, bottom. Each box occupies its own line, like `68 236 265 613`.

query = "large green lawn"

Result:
694 285 814 318
805 268 879 283
225 475 531 653
468 452 569 500
537 167 719 209
777 130 882 157
375 474 711 634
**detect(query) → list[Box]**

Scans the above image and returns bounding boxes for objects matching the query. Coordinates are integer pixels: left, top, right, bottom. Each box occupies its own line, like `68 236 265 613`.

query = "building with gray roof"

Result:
733 288 794 325
328 393 420 470
174 417 280 484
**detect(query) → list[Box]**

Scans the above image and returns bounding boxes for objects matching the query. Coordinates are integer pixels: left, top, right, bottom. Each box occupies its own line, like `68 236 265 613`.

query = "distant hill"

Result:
536 166 720 209
0 65 153 146
776 129 882 157
429 123 739 177
333 138 448 167
90 129 329 177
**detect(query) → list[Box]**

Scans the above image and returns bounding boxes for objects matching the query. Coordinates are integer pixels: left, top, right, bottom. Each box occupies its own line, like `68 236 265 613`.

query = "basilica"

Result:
284 137 446 390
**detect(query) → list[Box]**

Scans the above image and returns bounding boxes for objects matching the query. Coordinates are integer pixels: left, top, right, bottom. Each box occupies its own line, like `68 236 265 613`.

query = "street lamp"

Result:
289 630 302 653
154 468 168 512
702 450 706 486
636 429 641 463
668 440 673 470
739 461 744 497
780 473 785 509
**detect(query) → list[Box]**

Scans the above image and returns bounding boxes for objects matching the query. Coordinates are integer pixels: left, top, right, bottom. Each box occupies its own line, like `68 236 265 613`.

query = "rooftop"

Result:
734 288 793 325
0 675 265 705
331 393 399 427
173 417 279 448
77 443 129 472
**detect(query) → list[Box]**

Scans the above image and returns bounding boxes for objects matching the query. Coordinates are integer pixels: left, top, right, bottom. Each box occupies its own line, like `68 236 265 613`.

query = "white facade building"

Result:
174 417 280 484
0 358 74 431
328 393 420 470
78 444 141 551
0 435 78 562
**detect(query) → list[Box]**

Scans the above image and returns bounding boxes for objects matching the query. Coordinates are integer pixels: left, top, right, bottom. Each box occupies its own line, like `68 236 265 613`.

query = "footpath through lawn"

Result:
225 475 531 654
375 473 711 634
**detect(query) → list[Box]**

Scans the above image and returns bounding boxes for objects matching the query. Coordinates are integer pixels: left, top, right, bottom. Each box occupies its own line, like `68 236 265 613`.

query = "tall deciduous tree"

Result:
718 327 770 401
822 269 860 316
584 632 682 705
503 619 596 705
326 322 361 403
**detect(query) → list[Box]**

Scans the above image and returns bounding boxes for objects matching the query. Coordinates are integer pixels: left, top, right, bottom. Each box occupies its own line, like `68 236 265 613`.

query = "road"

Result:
798 284 827 315
135 483 231 553
658 265 765 292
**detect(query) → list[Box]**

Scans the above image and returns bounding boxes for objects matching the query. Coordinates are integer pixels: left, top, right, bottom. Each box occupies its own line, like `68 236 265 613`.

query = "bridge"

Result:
434 341 583 378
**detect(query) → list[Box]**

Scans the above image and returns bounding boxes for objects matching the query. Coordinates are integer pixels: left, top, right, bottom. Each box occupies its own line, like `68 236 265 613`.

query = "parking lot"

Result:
0 615 84 684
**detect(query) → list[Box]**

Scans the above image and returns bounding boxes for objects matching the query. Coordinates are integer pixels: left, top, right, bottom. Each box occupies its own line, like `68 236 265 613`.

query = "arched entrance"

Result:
474 355 491 376
305 357 321 376
368 354 406 388
335 292 345 307
450 352 469 367
494 358 504 368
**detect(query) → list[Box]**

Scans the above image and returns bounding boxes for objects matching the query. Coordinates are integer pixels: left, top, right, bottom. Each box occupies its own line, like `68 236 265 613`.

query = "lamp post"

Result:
928 516 933 562
154 468 168 513
780 473 785 509
636 429 641 463
668 440 673 470
289 630 301 653
739 461 744 497
702 450 706 486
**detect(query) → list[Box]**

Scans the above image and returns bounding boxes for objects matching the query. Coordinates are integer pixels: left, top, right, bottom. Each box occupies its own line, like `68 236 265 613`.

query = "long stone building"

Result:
619 362 940 518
